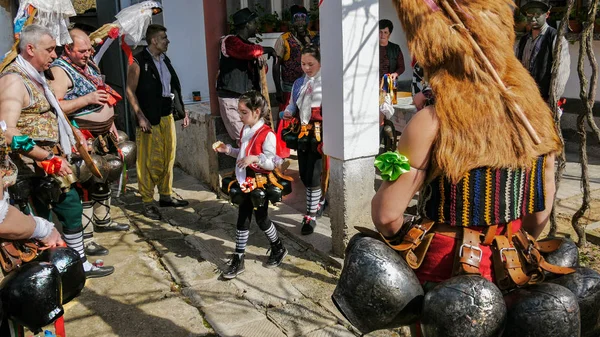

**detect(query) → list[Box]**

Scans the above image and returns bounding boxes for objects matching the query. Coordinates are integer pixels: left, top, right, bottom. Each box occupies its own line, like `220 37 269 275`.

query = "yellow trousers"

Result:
136 115 176 203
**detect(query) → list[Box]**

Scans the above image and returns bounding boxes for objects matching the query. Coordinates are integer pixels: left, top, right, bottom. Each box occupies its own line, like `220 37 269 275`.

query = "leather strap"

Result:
267 172 284 189
454 227 482 275
273 168 294 182
492 235 530 289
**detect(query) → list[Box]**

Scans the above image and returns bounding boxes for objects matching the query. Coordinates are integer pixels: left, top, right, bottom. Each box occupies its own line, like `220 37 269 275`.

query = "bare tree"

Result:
572 0 599 246
548 0 575 237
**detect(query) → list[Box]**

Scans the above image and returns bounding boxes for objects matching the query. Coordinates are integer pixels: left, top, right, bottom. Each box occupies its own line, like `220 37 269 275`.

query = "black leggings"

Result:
236 196 271 231
298 149 322 188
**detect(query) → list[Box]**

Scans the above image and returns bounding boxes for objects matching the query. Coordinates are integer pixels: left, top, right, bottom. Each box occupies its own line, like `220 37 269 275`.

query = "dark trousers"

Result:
298 149 322 188
236 196 271 231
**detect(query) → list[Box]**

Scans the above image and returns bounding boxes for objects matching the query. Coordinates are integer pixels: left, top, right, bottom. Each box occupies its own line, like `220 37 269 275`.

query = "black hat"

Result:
232 8 258 26
520 0 551 14
290 5 308 16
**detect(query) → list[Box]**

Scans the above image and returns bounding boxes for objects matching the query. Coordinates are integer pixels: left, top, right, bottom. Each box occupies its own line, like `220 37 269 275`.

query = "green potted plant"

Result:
259 11 279 33
279 8 291 32
514 11 528 32
568 7 583 33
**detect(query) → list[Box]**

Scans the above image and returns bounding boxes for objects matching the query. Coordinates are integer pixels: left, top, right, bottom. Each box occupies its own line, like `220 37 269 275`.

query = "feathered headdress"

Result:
393 0 561 183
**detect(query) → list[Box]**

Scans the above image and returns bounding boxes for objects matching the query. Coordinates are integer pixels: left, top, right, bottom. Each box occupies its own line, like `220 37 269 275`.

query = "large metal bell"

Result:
71 157 93 183
117 141 137 167
332 234 424 334
116 130 129 144
90 153 110 184
0 262 63 334
104 154 124 182
38 247 85 304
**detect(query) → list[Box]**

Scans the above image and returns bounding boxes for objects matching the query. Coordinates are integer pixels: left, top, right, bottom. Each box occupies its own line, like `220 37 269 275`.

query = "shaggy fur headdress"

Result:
393 0 562 183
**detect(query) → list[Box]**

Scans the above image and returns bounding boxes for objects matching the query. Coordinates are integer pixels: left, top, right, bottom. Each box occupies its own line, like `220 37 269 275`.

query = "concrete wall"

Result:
0 0 13 58
162 0 209 103
378 0 412 83
563 41 600 100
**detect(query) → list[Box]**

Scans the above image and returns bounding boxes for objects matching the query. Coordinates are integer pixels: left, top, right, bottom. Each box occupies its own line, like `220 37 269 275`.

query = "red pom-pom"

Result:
108 27 120 39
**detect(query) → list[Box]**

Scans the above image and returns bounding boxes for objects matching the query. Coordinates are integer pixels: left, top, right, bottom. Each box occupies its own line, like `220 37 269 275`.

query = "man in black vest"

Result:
379 19 405 84
217 8 275 141
516 0 570 102
126 24 190 220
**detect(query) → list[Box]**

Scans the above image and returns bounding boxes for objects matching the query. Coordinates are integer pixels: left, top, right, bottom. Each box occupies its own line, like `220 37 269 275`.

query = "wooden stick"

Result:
63 112 103 179
259 65 274 129
440 0 541 145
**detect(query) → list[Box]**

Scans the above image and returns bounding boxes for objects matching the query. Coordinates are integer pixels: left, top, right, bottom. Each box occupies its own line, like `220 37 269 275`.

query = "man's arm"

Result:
126 62 142 117
225 36 264 60
49 67 108 114
0 74 54 161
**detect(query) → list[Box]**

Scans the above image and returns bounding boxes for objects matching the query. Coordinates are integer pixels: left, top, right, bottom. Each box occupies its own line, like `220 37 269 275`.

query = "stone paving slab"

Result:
305 324 358 337
63 217 213 336
266 298 339 336
223 318 287 337
202 298 266 336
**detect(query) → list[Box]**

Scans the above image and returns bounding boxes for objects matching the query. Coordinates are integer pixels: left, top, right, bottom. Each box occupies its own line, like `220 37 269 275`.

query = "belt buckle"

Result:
459 243 483 262
414 223 429 241
499 247 517 262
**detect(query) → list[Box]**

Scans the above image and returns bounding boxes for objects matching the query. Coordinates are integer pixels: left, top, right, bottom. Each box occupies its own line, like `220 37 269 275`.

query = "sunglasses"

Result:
293 13 307 21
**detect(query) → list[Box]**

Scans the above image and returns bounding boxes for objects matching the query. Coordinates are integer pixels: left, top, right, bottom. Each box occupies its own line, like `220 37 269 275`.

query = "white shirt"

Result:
147 48 172 97
226 119 276 183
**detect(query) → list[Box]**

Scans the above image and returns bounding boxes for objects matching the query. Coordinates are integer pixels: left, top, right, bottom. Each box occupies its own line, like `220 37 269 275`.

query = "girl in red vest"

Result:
214 91 288 279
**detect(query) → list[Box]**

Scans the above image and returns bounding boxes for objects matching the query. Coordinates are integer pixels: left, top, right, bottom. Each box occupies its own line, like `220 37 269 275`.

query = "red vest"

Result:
240 124 273 174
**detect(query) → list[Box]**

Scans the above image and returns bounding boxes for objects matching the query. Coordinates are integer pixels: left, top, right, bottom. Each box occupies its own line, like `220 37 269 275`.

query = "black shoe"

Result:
85 241 109 256
94 221 130 232
159 198 189 208
266 240 287 268
301 216 316 235
316 199 328 218
83 231 93 240
222 254 245 279
85 265 115 279
142 205 161 220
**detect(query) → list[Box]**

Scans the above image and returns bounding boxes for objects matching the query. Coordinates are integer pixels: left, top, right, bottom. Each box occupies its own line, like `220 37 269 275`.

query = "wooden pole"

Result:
63 111 103 179
259 65 274 129
440 0 542 145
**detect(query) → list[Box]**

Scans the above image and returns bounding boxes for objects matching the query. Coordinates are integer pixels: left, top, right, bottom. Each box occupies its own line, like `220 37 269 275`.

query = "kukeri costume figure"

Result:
332 1 600 336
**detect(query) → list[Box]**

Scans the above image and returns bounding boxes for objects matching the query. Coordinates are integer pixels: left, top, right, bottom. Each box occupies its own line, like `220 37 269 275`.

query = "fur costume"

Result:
392 0 562 183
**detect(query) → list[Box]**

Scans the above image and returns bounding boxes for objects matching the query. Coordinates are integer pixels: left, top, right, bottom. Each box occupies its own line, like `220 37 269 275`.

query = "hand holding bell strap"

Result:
40 156 63 175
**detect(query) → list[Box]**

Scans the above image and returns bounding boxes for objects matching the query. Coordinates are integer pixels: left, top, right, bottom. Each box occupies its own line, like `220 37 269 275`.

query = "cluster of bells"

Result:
71 131 137 184
0 247 85 334
221 176 292 208
332 234 600 337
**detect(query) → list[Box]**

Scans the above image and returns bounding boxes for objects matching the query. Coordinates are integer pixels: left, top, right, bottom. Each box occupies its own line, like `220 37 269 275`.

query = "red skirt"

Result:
414 219 523 284
276 92 292 158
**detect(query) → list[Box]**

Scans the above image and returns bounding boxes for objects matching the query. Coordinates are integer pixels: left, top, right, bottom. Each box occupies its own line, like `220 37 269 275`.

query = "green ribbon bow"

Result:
374 151 410 181
10 135 36 152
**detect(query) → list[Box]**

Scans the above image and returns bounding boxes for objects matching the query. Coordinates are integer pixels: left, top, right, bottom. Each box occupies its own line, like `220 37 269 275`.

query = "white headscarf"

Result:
296 70 322 125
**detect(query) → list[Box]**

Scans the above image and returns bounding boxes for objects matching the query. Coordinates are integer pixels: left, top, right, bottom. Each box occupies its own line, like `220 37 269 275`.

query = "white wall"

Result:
321 0 380 160
563 41 600 100
162 0 209 103
0 3 13 58
378 0 412 82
